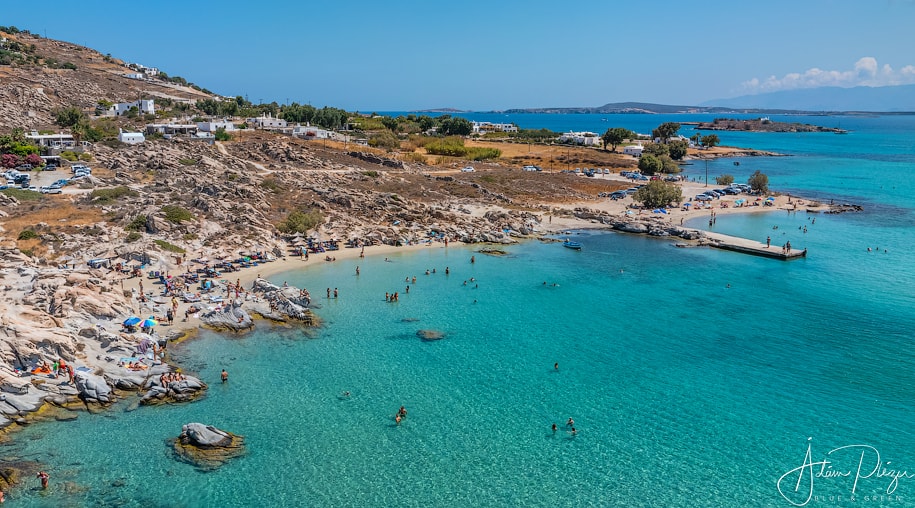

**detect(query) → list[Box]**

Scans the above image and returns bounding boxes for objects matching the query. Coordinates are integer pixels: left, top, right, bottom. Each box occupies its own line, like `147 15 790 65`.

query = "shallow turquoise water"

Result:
6 116 915 507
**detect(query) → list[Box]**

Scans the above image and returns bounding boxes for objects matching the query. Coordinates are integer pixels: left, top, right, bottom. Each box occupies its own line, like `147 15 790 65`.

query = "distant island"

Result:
688 117 847 133
413 108 469 113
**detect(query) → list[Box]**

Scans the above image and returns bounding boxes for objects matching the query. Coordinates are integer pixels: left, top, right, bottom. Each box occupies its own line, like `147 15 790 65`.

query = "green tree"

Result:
715 174 734 185
638 154 664 175
701 134 720 149
439 117 473 136
660 156 680 174
601 127 634 152
652 122 681 143
642 143 669 158
54 106 85 128
634 180 683 208
381 116 399 132
748 170 769 193
668 140 689 160
418 115 436 132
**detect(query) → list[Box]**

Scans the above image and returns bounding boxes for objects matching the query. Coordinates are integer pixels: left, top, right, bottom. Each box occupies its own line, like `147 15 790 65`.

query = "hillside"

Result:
0 29 210 129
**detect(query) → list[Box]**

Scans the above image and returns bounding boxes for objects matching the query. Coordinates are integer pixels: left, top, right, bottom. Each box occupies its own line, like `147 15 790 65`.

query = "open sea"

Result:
5 114 915 507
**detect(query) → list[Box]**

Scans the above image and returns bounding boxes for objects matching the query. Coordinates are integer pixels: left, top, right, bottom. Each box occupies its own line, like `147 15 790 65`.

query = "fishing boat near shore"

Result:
563 240 582 250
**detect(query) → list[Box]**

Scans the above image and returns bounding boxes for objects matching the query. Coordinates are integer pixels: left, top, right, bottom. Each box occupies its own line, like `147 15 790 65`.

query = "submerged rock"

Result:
417 329 445 341
173 423 245 470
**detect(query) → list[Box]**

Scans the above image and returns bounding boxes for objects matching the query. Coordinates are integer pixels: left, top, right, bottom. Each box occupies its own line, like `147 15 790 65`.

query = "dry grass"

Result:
1 203 106 233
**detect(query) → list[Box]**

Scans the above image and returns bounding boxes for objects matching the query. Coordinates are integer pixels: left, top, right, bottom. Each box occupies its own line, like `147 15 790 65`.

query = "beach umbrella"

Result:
123 316 141 326
735 199 745 205
140 317 158 328
766 196 775 201
683 202 692 208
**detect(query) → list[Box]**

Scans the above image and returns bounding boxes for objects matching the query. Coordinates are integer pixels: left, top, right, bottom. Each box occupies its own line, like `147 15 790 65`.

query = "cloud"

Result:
741 57 915 93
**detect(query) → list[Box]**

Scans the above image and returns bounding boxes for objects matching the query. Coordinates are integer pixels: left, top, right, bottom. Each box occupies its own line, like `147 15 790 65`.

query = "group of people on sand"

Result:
395 405 408 425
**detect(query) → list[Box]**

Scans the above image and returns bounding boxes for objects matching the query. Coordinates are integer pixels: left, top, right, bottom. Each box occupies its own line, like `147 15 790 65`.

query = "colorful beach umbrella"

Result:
140 318 158 328
123 316 141 326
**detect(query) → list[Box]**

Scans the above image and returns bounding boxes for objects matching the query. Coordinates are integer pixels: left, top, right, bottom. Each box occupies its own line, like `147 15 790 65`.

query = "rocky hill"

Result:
0 29 210 130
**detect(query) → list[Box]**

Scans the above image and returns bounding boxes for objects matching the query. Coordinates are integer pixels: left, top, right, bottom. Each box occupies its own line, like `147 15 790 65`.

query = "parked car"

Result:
15 164 33 171
460 166 475 173
635 174 649 181
609 191 628 200
522 165 541 172
664 175 679 182
694 194 713 201
53 179 69 186
721 187 740 195
40 186 62 194
70 164 91 174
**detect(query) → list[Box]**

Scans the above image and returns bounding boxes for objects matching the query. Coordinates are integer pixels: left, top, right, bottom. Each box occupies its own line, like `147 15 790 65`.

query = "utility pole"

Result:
705 159 709 187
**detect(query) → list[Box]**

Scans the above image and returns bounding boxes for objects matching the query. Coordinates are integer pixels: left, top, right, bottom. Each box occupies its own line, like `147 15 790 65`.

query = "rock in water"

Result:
417 329 445 341
173 423 245 470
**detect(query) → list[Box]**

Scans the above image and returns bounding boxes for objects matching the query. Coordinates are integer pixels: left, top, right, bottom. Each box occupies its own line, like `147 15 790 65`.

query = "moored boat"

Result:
563 240 582 250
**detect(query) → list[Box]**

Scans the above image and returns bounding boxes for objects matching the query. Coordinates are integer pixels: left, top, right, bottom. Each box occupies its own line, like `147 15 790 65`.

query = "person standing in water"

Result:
470 255 475 264
37 471 49 489
221 369 228 383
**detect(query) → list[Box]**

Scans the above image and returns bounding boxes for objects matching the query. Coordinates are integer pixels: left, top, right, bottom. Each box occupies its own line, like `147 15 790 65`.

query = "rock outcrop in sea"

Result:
172 422 245 470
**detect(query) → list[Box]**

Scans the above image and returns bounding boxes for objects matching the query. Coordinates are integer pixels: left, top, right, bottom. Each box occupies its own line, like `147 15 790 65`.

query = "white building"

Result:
197 120 237 132
145 123 198 136
293 124 331 139
127 63 159 76
26 131 76 149
623 144 644 157
118 130 146 144
124 72 146 80
471 121 519 134
110 99 155 116
248 113 287 130
559 131 601 146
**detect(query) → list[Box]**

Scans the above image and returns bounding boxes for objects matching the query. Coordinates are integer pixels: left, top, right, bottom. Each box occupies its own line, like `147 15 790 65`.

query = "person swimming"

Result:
566 418 574 426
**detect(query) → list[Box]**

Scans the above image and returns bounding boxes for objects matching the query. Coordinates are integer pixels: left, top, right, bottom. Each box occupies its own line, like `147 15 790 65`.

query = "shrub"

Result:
402 153 426 164
161 205 193 223
425 137 467 157
716 174 735 185
182 233 198 241
18 230 38 240
60 151 78 161
368 131 400 150
260 178 281 192
178 158 197 166
2 188 42 201
362 171 379 179
277 209 323 234
214 127 231 141
125 231 142 242
126 215 148 231
79 153 93 162
89 186 138 204
466 147 501 161
153 239 186 253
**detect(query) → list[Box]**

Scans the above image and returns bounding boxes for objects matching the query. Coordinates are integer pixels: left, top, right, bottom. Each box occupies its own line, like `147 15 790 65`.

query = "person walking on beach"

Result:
37 471 49 489
221 369 228 383
766 236 771 248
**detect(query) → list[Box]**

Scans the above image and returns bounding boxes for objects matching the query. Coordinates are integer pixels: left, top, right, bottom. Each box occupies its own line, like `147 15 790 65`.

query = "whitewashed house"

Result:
471 121 519 134
145 123 198 136
249 113 287 130
110 99 155 116
118 129 146 144
559 131 601 146
623 144 644 157
293 124 331 139
197 120 236 132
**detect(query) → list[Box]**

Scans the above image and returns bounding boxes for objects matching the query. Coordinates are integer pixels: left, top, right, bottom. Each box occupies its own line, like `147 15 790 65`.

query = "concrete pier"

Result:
699 231 806 260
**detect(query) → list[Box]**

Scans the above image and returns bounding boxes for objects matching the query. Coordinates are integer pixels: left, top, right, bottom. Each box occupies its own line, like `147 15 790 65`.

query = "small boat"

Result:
562 240 582 250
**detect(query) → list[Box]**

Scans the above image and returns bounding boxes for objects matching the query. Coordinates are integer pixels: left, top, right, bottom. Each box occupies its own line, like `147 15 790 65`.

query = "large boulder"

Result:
199 303 254 331
173 423 245 470
73 371 114 404
140 374 206 405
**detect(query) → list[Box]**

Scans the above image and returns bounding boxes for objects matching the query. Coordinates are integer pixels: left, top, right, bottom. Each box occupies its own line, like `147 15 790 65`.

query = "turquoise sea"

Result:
5 114 915 507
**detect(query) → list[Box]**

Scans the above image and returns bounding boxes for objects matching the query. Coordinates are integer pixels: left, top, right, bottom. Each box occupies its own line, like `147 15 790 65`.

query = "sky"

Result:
3 0 915 111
